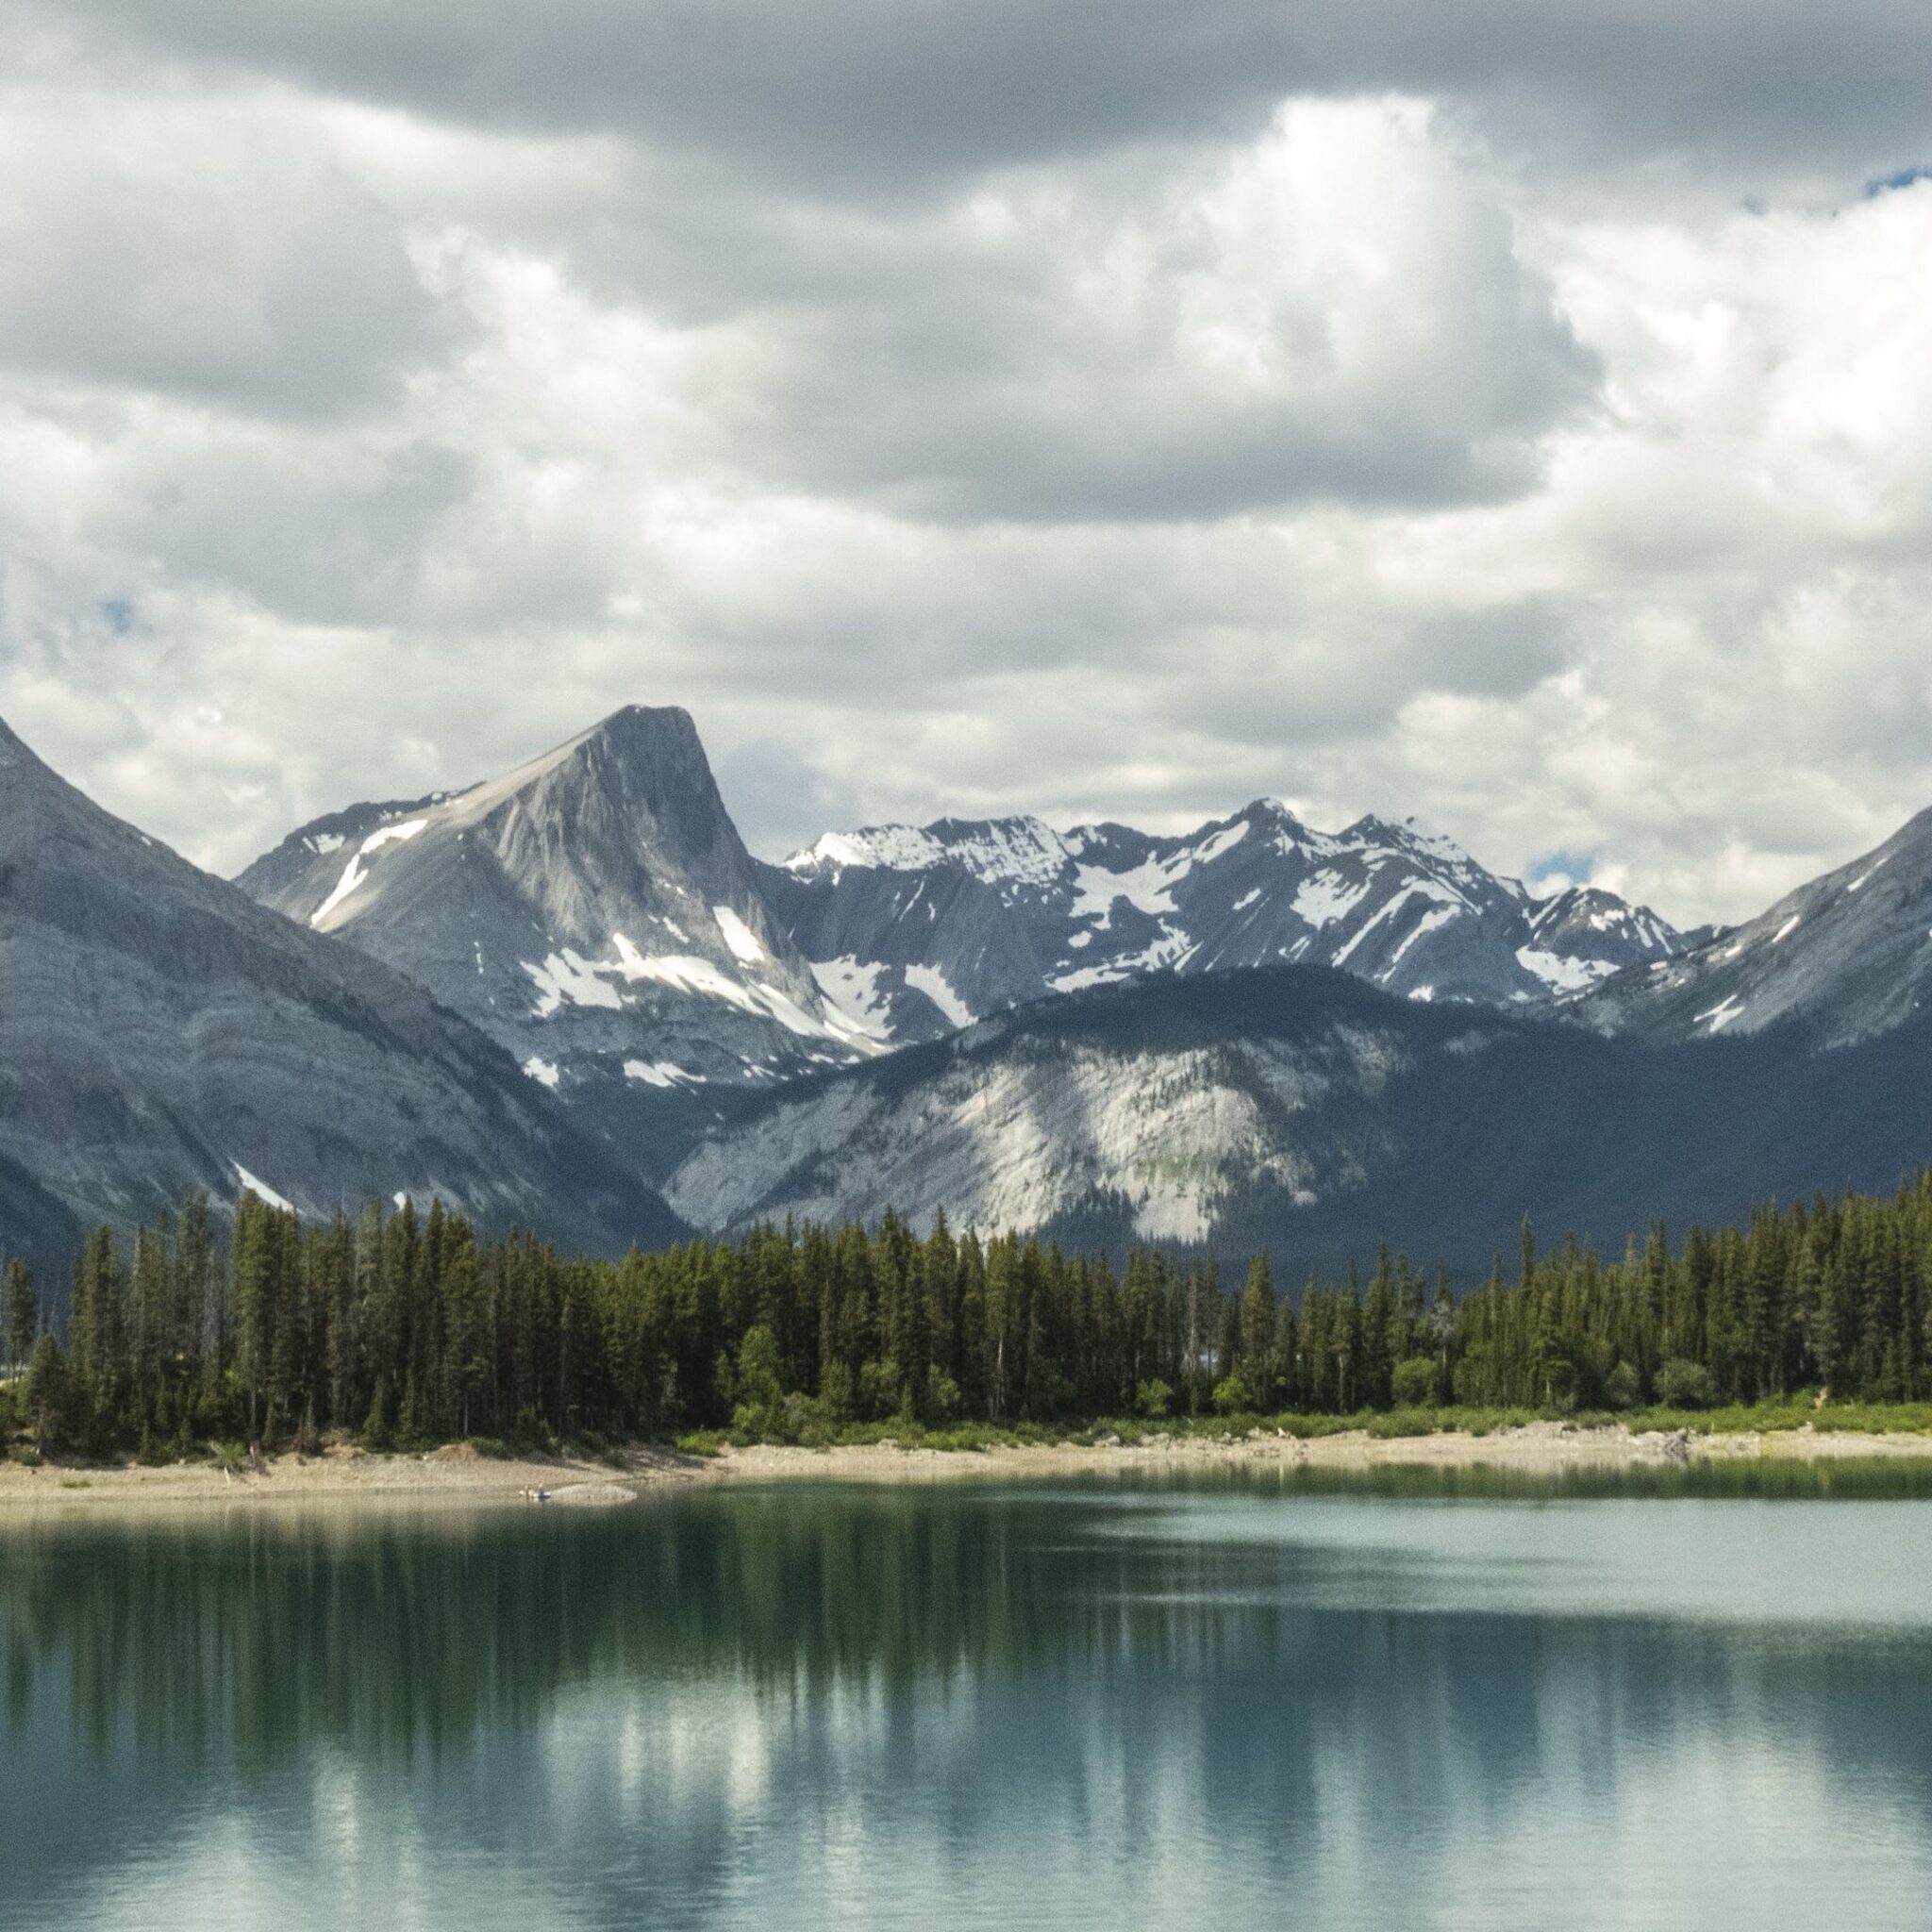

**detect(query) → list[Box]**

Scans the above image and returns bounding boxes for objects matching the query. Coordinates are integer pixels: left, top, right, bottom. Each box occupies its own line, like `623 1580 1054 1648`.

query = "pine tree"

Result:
6 1257 36 1373
1239 1257 1276 1408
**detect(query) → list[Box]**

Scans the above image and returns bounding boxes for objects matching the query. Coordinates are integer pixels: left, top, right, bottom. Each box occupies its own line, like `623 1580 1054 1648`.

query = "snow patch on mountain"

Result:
1291 869 1370 929
1517 947 1617 994
1071 855 1182 923
712 905 767 963
905 963 974 1028
808 958 895 1041
524 948 626 1016
232 1163 296 1214
624 1058 702 1088
1052 928 1194 993
308 816 428 928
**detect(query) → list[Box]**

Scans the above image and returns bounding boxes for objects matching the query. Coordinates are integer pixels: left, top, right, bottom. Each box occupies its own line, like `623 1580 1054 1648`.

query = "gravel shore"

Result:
4 1419 1930 1510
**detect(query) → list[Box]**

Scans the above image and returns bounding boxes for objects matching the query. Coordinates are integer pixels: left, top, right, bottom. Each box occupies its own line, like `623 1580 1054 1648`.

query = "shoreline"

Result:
4 1420 1932 1509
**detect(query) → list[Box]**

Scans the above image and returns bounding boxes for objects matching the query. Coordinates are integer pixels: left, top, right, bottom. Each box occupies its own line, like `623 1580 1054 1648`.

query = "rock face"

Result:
238 706 883 1170
758 801 1683 1044
665 963 1932 1279
1581 809 1932 1045
0 713 679 1269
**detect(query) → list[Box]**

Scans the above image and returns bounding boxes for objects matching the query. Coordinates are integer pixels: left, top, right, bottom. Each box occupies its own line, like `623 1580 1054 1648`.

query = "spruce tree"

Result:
1239 1257 1276 1408
5 1257 36 1373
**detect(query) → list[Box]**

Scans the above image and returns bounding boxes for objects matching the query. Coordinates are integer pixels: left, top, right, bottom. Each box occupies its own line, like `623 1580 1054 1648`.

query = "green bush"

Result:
1135 1378 1174 1419
1605 1361 1642 1411
1211 1374 1251 1416
1655 1358 1714 1410
1391 1357 1438 1407
816 1362 854 1426
856 1357 902 1421
924 1369 963 1424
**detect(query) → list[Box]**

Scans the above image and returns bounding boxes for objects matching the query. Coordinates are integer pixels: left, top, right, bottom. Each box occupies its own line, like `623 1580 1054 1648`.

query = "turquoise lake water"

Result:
4 1464 1932 1929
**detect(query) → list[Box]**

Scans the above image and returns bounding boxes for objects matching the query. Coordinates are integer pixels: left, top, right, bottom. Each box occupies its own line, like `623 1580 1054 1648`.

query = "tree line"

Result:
5 1172 1932 1456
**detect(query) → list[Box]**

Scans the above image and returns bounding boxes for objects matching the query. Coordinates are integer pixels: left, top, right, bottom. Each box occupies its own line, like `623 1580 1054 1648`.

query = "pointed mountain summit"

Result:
1521 886 1682 995
240 707 880 1171
0 712 675 1265
1583 807 1932 1043
757 795 1683 1041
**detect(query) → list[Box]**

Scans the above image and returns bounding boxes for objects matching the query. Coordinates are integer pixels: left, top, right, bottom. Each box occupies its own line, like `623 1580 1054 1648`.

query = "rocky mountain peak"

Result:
239 707 878 1174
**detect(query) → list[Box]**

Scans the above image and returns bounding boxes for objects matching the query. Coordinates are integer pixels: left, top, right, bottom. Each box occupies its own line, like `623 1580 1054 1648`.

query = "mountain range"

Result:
758 801 1685 1046
8 696 1932 1281
240 706 1690 1165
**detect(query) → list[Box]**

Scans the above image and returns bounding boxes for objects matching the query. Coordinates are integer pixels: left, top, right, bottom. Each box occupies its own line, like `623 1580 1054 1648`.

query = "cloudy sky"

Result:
3 1 1930 923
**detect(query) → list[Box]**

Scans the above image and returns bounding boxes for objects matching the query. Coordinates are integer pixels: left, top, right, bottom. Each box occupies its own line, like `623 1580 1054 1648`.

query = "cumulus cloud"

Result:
696 102 1592 520
1 4 1931 927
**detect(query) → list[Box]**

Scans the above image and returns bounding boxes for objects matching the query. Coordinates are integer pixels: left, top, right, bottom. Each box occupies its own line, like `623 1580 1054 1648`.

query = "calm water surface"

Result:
4 1464 1932 1930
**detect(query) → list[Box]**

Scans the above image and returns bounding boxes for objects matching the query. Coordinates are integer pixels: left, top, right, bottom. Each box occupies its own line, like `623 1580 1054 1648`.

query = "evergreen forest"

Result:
8 1173 1932 1460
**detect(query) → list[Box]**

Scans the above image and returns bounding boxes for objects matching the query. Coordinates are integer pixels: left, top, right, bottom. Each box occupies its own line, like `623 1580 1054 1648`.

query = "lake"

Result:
4 1464 1932 1929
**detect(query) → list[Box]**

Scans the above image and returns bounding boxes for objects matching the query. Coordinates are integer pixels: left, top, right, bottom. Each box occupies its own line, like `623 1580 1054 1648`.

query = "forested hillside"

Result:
7 1173 1932 1458
664 963 1932 1276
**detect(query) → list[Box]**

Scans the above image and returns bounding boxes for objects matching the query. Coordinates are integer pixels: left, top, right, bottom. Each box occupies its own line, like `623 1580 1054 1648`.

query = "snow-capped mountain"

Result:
1583 807 1932 1044
665 963 1932 1276
757 800 1683 1042
238 707 882 1168
0 712 676 1267
1520 887 1682 995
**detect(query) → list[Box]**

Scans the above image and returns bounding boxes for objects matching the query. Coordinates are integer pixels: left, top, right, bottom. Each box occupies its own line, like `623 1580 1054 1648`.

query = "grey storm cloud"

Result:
31 0 1932 193
0 123 452 417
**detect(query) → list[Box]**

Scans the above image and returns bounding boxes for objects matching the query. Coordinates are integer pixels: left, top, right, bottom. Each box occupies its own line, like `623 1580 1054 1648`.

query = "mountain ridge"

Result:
1580 806 1932 1044
663 960 1932 1279
758 794 1684 1045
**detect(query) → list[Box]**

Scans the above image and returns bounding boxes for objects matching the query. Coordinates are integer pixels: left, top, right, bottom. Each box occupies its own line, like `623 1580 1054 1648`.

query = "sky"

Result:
2 2 1931 924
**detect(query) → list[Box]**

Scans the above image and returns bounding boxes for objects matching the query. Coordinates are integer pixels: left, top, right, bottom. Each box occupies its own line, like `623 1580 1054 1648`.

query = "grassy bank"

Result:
675 1394 1932 1458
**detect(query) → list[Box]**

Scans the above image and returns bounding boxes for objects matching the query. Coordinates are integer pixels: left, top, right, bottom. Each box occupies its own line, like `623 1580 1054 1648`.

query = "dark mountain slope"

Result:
0 713 680 1272
1583 808 1932 1045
